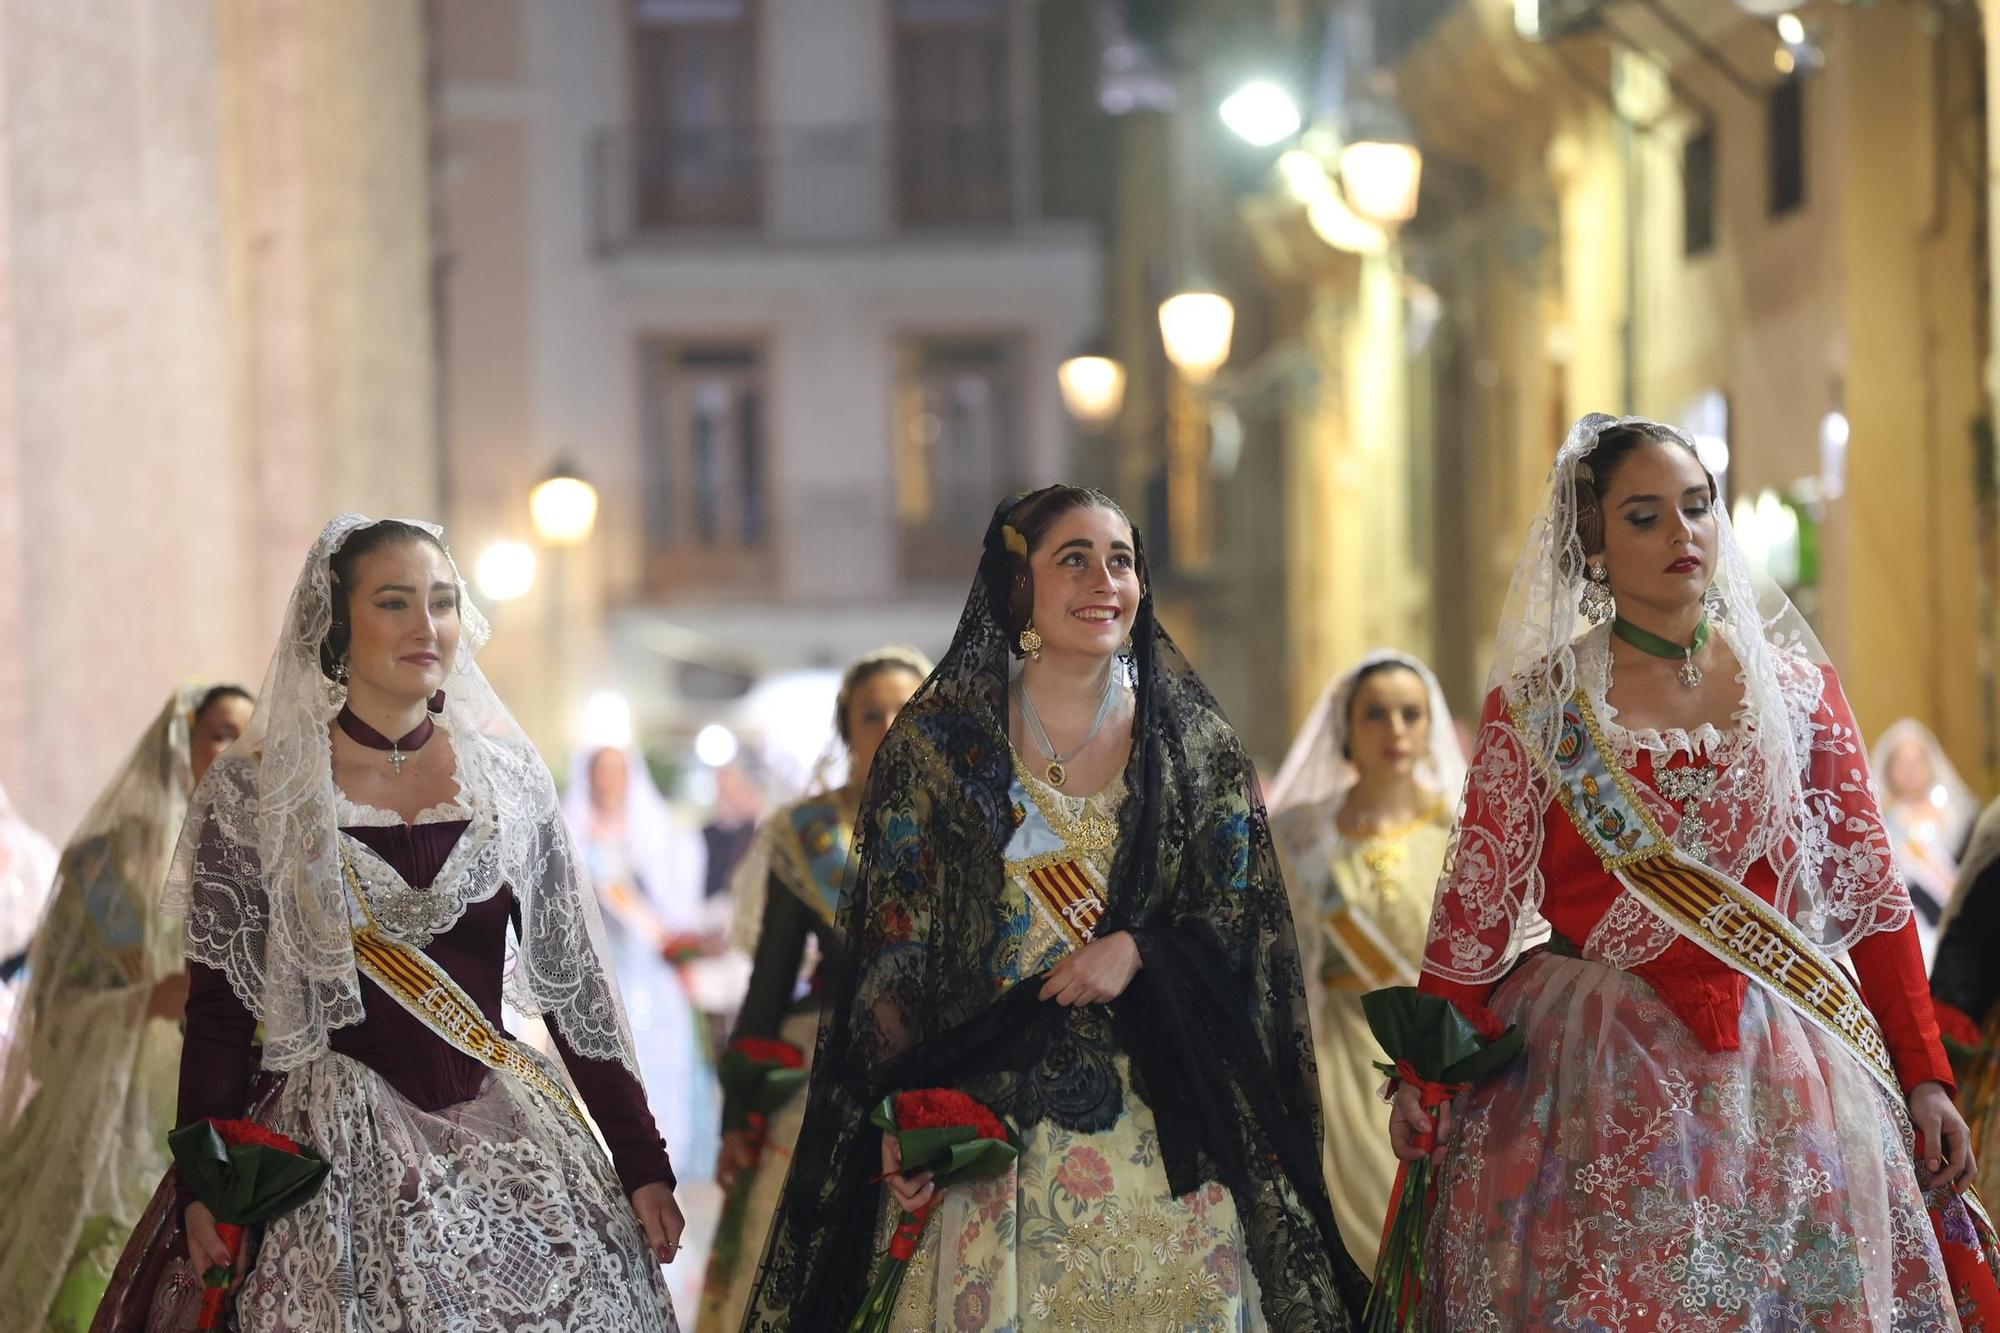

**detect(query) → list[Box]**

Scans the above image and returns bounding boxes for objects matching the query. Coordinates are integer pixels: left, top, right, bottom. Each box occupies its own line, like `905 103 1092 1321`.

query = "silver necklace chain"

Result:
1016 669 1118 765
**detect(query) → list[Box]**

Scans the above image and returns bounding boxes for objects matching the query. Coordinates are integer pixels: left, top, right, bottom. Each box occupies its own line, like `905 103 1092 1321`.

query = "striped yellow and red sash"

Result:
340 855 585 1123
1616 854 1898 1089
1529 686 2000 1262
1024 859 1107 949
1323 901 1416 992
1524 689 1901 1098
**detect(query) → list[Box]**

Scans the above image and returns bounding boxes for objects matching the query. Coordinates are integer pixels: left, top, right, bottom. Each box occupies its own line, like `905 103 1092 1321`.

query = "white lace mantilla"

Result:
163 513 643 1079
1420 415 1917 991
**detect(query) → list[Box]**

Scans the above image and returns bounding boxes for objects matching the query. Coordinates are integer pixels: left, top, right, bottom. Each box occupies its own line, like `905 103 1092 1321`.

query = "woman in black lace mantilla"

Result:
744 486 1365 1330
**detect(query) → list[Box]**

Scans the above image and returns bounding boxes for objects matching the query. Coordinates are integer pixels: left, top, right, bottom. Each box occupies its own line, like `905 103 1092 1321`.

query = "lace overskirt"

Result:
234 1050 677 1333
1427 950 1956 1331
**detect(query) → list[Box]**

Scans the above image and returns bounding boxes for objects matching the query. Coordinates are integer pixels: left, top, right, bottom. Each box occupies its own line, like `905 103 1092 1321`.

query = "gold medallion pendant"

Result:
1018 673 1119 794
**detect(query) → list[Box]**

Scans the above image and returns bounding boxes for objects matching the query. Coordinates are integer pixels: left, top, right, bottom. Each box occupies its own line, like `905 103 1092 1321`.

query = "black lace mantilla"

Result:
743 490 1368 1330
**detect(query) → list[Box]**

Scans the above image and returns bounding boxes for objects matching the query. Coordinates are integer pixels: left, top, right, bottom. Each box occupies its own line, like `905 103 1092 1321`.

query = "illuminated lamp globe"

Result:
530 463 599 546
474 541 537 602
1157 292 1235 384
1057 356 1127 427
1339 140 1423 225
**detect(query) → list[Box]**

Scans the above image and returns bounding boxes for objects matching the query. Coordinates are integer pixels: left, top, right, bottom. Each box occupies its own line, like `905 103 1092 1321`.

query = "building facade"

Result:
436 0 1106 754
1393 0 1998 792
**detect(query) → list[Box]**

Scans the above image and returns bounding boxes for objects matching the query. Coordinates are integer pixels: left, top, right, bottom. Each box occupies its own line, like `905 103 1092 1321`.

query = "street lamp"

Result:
1307 190 1389 255
1157 292 1235 385
530 461 599 546
527 460 598 748
1338 139 1423 225
1220 80 1302 148
1057 355 1127 427
1156 291 1234 571
474 540 537 602
1278 149 1336 205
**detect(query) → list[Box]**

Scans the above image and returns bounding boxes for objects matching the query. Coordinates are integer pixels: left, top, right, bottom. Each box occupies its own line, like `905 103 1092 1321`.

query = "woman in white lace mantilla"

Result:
1387 415 1998 1328
1871 718 1978 965
0 686 249 1333
161 517 683 1332
563 741 721 1180
1268 650 1463 1272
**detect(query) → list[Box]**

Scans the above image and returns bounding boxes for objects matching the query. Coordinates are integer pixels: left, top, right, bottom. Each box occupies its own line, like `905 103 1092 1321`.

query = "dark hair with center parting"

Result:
1573 422 1718 556
318 520 452 682
193 684 255 723
997 486 1139 656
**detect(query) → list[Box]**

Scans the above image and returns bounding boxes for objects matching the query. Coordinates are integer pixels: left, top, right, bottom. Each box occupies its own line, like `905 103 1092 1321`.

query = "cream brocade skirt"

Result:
1309 825 1449 1274
696 1005 820 1332
1312 984 1397 1274
885 1055 1261 1332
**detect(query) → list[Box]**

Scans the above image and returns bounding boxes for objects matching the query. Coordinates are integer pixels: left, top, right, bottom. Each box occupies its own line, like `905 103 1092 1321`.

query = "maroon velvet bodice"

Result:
178 818 673 1193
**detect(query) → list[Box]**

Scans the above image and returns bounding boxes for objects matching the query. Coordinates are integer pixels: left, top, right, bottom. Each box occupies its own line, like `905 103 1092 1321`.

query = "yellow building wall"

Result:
1404 2 1996 793
1825 7 1993 791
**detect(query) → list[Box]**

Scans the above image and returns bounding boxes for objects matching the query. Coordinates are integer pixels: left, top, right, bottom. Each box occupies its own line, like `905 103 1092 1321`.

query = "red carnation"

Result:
894 1088 1009 1142
731 1037 805 1069
167 1117 329 1329
1361 986 1524 1332
1459 1002 1508 1044
210 1118 303 1154
851 1089 1017 1331
1936 1002 1985 1053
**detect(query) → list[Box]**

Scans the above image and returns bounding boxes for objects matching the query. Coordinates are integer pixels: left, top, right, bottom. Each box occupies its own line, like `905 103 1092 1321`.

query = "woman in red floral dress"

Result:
1389 415 2000 1329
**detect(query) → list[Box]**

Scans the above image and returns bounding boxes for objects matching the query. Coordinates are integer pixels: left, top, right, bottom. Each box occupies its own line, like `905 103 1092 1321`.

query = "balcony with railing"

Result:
592 120 1031 251
640 482 998 605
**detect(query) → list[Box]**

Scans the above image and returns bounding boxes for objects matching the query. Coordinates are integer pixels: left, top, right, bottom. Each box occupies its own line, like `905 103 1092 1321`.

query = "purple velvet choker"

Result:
336 692 445 775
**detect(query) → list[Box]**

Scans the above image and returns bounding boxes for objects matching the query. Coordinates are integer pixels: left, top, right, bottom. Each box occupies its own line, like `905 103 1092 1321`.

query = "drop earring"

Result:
1580 564 1615 626
324 660 350 710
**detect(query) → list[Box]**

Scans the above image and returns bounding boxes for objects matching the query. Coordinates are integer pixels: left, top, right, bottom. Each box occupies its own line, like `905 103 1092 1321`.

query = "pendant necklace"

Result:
337 706 437 776
1016 670 1118 789
1613 614 1712 689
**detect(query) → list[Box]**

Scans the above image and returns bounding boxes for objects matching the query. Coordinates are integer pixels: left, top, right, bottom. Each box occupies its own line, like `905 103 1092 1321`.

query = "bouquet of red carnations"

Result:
704 1038 810 1282
1362 986 1521 1333
847 1088 1017 1333
166 1117 330 1329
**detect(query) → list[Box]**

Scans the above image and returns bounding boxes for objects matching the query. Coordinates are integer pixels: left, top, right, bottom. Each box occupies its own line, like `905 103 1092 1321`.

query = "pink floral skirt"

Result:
1426 949 1960 1331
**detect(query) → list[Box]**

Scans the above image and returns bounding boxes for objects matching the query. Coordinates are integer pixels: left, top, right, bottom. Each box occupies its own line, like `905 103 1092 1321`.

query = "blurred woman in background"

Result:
1269 650 1462 1271
697 645 929 1330
1872 719 1978 964
565 741 719 1184
0 684 252 1332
